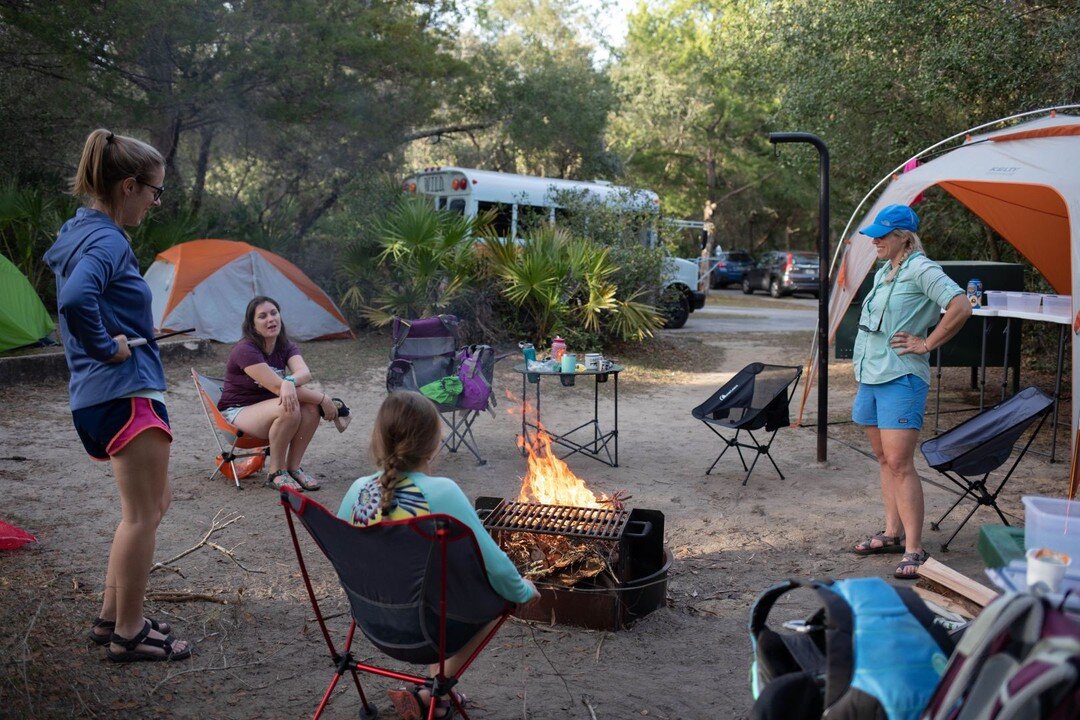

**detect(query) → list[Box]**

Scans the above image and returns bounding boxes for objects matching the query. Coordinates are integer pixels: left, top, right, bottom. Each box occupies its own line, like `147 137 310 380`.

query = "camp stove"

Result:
476 497 671 631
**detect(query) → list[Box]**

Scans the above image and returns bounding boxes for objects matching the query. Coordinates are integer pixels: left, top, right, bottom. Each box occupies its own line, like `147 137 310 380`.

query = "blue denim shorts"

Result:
852 374 930 430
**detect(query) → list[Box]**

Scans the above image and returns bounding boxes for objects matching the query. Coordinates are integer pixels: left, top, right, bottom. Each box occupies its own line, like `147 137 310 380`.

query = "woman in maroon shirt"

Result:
217 296 340 490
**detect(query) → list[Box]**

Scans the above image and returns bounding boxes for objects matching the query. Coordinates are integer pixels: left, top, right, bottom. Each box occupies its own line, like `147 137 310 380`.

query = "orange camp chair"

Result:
191 369 269 489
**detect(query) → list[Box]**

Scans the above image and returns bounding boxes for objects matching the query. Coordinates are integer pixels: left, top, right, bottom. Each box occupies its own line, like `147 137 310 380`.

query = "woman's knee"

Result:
883 452 916 479
299 402 320 422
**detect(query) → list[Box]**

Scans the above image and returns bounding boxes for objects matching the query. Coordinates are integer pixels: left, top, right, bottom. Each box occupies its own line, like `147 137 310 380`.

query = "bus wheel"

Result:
661 288 690 329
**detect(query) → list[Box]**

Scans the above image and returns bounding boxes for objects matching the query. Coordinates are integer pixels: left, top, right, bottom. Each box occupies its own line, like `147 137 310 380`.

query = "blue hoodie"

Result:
43 208 166 410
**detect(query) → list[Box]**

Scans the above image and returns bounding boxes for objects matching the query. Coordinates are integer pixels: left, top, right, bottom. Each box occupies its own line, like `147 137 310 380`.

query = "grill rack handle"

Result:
623 520 652 539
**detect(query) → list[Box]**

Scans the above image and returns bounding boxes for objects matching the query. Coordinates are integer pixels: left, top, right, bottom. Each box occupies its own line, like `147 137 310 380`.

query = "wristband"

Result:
283 375 296 384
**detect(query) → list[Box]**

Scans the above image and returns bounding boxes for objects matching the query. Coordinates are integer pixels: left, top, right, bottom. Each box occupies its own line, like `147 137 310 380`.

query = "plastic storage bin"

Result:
983 290 1007 309
1022 496 1080 559
1006 291 1041 313
1042 294 1071 317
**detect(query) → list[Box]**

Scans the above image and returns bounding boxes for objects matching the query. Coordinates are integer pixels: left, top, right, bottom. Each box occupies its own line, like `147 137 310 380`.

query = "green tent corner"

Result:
0 252 54 352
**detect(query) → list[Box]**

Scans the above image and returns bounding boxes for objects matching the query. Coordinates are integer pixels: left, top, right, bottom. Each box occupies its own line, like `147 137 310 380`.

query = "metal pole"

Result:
768 132 830 463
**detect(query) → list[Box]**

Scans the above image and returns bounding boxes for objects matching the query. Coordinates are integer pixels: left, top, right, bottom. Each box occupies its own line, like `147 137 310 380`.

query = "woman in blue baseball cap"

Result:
850 204 971 578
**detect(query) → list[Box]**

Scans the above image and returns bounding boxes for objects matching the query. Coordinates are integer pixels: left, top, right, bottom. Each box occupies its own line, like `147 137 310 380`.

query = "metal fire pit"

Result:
476 497 671 631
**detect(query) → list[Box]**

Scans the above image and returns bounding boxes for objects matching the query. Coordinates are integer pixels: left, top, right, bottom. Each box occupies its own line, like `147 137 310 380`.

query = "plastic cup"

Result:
561 353 577 373
1026 547 1070 593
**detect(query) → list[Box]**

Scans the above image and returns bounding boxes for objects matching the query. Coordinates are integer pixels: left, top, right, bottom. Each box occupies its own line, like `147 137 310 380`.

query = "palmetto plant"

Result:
342 198 484 325
0 184 78 308
482 224 663 342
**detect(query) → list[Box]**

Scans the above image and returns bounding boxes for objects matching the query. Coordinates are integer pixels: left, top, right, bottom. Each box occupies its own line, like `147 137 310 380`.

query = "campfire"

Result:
507 424 625 586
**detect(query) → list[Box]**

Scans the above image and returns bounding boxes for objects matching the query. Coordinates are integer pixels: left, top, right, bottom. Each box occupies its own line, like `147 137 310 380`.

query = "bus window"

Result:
517 204 551 233
447 199 465 215
477 201 513 237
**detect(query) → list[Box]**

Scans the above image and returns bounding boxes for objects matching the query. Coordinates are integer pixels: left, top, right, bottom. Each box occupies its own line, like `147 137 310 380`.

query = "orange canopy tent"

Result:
801 110 1080 497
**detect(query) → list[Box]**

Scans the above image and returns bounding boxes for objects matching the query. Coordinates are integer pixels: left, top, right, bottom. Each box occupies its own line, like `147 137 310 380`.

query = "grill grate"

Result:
482 499 630 541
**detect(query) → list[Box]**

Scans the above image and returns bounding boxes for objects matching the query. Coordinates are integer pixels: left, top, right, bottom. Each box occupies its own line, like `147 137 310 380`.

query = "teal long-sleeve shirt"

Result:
337 471 537 605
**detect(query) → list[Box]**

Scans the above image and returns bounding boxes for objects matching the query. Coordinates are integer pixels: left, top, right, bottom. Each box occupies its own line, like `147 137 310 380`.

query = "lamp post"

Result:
768 132 830 463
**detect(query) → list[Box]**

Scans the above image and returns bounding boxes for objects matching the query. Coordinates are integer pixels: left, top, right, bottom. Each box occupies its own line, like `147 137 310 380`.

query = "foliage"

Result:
342 198 485 325
482 224 663 344
0 184 78 307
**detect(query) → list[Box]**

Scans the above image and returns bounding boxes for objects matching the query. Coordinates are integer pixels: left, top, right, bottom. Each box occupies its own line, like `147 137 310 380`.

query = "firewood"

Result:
916 557 998 607
911 585 976 620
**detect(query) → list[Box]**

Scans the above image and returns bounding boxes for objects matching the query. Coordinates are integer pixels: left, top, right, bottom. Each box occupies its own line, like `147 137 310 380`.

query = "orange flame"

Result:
507 391 607 508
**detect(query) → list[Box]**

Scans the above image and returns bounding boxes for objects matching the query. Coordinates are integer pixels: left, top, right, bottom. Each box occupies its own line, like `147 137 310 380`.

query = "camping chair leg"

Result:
939 500 984 553
705 441 732 475
739 429 784 486
441 410 486 465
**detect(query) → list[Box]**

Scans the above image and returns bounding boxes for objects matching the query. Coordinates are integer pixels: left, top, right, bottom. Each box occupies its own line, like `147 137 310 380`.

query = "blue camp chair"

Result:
921 386 1054 551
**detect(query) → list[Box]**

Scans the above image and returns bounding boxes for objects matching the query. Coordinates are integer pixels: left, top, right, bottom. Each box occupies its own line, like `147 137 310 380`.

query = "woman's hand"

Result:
520 579 541 607
890 331 930 356
106 334 132 363
319 394 338 421
278 377 299 412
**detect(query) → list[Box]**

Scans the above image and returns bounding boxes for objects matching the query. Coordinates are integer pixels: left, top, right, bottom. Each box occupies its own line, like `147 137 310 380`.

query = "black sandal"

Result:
88 616 172 647
894 550 930 579
106 620 193 662
853 530 906 555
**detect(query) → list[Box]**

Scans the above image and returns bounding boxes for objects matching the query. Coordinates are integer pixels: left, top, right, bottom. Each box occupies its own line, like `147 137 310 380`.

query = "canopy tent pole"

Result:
769 132 830 463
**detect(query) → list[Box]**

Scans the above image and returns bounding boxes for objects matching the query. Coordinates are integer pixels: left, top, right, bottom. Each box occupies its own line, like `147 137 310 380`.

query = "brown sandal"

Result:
853 530 906 555
894 550 929 579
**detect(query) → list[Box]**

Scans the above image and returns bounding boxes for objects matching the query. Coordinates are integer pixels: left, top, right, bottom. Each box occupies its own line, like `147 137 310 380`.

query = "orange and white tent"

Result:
145 239 352 342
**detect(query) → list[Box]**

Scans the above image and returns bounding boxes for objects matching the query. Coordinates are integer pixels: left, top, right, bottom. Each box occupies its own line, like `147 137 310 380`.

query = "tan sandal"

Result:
853 530 906 555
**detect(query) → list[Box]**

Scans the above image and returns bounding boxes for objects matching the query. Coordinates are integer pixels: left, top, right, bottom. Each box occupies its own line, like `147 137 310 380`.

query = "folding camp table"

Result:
513 363 622 467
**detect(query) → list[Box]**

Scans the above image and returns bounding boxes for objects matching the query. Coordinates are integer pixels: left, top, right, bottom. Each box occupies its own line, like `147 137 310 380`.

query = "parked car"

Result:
742 250 820 298
709 250 755 288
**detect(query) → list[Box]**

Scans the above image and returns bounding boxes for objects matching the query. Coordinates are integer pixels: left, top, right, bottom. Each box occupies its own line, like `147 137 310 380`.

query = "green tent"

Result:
0 252 54 352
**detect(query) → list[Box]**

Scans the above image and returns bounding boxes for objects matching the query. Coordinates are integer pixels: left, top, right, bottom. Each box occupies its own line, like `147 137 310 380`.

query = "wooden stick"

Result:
145 591 230 604
150 509 261 574
917 557 998 607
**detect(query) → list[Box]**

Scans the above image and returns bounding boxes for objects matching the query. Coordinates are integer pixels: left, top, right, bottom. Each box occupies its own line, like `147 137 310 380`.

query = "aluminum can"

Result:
966 278 983 307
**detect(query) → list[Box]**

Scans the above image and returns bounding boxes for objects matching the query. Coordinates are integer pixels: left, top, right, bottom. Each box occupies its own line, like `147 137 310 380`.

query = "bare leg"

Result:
286 402 321 470
878 428 924 560
408 619 500 716
232 398 301 473
101 430 190 656
859 426 903 549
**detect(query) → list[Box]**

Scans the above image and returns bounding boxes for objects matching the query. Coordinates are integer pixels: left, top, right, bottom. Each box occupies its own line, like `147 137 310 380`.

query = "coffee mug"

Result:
1026 547 1070 593
585 353 602 370
561 353 577 373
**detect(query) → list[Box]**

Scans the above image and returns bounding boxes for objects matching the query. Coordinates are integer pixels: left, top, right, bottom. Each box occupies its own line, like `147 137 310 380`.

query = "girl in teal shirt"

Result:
337 391 537 718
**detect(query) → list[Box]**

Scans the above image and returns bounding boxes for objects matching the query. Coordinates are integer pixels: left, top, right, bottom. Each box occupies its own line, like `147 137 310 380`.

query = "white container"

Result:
1042 294 1071 317
1026 547 1071 592
1023 496 1080 560
984 290 1007 309
1007 291 1041 313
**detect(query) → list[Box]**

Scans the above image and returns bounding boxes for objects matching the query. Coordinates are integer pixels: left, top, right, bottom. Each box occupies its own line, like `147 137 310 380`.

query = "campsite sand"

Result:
0 303 1070 719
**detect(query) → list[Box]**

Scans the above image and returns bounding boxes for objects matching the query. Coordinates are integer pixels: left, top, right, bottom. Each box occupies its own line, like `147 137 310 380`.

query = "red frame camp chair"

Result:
281 487 514 720
191 369 269 489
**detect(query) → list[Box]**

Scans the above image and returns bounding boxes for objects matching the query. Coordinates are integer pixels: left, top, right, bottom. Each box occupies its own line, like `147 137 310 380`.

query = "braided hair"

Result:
370 391 442 515
882 229 926 284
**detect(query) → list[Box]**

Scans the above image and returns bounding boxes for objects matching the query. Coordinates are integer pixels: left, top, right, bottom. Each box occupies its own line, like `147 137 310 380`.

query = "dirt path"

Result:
0 317 1069 719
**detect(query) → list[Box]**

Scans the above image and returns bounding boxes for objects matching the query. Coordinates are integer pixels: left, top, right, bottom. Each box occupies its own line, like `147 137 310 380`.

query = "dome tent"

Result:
144 239 352 342
0 252 54 352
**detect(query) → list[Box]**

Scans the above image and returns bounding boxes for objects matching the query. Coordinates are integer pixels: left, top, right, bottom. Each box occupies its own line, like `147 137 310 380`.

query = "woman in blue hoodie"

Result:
44 129 191 662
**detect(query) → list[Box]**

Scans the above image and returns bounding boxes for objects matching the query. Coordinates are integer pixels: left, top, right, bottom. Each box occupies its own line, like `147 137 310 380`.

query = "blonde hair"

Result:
70 128 164 207
882 229 925 283
370 392 442 515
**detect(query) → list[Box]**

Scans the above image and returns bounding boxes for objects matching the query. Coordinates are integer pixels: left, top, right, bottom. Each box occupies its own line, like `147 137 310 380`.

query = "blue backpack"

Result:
750 578 954 720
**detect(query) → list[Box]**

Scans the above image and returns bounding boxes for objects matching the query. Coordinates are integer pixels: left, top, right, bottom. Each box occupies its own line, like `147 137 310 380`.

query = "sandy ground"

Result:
0 295 1071 719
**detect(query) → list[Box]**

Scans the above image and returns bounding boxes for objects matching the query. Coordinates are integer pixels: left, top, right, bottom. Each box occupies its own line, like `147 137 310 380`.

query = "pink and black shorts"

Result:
72 397 172 461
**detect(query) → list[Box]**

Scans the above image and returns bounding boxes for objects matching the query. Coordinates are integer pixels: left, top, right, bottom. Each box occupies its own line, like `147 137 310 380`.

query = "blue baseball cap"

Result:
860 204 920 238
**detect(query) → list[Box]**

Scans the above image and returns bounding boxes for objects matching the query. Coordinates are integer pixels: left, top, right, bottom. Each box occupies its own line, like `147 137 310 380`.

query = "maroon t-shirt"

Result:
217 339 301 410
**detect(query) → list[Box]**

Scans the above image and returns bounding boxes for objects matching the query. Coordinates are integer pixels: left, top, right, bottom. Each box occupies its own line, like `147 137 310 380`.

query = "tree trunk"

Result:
191 126 214 214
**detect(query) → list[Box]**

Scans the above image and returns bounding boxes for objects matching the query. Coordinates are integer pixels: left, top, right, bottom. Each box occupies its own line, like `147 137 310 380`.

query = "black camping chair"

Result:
387 315 494 465
281 487 514 720
921 386 1054 552
691 363 803 485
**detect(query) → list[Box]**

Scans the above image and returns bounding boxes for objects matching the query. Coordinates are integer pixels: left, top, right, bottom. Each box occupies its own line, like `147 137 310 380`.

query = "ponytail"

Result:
369 392 442 516
70 128 164 207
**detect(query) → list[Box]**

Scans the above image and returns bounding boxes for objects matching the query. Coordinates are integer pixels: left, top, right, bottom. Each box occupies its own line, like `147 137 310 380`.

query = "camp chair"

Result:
386 315 495 465
691 363 803 486
921 386 1053 551
280 487 514 720
190 369 269 489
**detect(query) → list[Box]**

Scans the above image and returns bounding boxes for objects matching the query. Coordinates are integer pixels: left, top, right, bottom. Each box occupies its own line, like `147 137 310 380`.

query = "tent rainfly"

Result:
800 111 1080 496
144 239 352 343
0 252 54 352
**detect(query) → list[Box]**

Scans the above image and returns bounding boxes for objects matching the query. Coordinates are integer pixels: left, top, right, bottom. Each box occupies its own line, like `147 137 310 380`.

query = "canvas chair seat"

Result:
281 487 513 720
691 363 803 485
191 369 269 488
920 386 1053 551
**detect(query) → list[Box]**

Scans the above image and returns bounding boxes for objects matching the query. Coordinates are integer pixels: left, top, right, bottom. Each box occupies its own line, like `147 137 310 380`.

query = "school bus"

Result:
401 166 705 327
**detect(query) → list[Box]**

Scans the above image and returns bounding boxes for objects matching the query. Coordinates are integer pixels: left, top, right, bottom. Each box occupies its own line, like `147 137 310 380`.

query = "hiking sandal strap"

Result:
110 620 154 652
